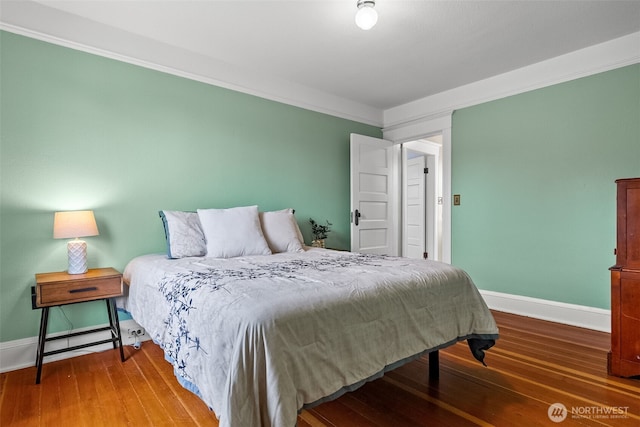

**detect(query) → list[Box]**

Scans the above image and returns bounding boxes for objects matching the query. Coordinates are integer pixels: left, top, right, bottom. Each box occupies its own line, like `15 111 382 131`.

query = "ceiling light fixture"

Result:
355 0 378 30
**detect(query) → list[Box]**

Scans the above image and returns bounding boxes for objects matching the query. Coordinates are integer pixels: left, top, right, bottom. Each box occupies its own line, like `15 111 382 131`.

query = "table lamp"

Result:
53 210 99 274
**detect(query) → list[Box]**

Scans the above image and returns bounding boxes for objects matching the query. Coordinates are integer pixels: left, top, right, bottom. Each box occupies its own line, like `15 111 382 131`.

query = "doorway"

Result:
350 132 446 260
402 136 443 261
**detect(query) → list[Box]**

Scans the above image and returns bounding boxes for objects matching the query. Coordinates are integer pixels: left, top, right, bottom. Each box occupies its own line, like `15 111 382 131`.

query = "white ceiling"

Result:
2 0 640 125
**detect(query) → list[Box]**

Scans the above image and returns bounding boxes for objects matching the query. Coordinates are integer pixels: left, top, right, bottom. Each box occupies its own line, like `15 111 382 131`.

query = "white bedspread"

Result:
122 248 498 427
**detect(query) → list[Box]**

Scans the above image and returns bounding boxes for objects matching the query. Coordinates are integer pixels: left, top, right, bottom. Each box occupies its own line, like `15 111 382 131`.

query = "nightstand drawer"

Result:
35 268 123 307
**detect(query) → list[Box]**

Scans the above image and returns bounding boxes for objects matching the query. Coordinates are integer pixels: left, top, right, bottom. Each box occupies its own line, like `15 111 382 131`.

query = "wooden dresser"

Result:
608 177 640 377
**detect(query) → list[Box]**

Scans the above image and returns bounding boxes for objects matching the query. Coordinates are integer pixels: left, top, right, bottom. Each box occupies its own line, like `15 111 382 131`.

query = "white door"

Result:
350 134 398 255
404 156 426 259
402 140 441 261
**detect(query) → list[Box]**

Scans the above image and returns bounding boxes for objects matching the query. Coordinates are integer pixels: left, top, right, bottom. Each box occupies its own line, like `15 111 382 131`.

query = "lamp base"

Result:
67 240 88 274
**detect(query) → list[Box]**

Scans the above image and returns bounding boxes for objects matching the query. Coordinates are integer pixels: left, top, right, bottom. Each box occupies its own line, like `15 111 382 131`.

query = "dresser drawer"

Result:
35 268 123 307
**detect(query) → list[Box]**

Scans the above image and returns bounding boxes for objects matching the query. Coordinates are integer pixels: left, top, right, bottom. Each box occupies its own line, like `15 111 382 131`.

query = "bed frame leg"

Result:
429 350 439 380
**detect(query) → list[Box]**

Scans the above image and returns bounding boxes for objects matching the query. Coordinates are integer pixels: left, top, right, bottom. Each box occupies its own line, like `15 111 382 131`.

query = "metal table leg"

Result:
35 307 49 384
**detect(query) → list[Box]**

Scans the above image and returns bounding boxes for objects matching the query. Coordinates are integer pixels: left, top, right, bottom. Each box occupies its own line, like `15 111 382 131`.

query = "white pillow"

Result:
259 209 305 253
197 206 272 258
159 210 206 259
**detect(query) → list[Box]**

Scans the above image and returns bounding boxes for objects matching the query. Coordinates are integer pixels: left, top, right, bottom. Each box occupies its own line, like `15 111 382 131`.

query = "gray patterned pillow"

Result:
159 210 207 259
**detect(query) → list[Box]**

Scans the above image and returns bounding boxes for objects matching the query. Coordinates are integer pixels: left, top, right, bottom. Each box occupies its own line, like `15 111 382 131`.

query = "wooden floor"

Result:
1 311 638 426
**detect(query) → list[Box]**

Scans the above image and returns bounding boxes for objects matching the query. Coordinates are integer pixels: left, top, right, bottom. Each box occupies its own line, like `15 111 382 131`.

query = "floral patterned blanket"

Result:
122 248 498 427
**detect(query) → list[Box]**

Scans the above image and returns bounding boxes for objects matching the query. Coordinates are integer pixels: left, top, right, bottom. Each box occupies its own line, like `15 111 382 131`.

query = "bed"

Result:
120 207 498 427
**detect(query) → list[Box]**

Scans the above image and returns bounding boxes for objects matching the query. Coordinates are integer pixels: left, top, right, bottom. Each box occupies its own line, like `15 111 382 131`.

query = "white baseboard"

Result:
480 290 611 333
0 292 610 373
0 319 151 374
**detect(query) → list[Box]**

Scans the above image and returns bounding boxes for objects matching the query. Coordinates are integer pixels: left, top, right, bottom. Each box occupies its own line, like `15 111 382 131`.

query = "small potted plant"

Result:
309 218 332 248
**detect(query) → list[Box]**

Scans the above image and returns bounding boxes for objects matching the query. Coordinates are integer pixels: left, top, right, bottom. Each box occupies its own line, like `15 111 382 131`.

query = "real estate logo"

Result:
548 402 630 422
548 403 568 423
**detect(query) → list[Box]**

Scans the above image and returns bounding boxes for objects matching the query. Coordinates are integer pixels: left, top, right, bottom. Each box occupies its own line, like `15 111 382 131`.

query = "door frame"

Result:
383 115 452 263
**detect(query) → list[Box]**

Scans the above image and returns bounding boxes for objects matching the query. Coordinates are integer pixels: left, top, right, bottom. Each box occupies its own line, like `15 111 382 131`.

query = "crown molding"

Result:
383 31 640 131
2 1 638 133
0 1 383 127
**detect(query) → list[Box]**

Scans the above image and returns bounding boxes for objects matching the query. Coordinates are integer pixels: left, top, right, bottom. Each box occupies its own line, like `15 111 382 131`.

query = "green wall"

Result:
0 31 381 343
451 64 640 309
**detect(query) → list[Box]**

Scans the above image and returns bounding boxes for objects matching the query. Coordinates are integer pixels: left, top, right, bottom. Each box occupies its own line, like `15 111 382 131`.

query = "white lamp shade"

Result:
53 210 99 239
355 4 378 30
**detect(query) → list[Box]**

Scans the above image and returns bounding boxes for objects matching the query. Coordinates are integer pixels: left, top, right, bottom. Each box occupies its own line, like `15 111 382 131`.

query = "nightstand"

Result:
32 267 125 384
